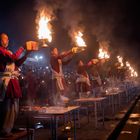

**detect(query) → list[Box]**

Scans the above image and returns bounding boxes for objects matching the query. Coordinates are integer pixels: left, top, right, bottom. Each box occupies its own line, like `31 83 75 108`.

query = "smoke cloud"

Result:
34 0 122 44
34 0 139 69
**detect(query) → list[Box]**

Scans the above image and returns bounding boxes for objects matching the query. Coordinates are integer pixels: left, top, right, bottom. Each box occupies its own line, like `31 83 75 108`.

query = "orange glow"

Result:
37 10 52 42
126 61 130 67
126 61 138 77
117 56 124 67
98 48 110 59
74 31 86 47
98 41 110 59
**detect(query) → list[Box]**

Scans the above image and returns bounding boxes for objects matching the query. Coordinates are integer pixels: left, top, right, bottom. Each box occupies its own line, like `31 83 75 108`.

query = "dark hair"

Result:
0 33 8 42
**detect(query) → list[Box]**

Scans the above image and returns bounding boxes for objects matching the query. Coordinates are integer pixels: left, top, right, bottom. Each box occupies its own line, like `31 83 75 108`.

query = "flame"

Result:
98 48 110 59
117 56 124 67
134 71 138 77
75 31 86 47
37 11 52 42
126 61 130 67
125 61 138 77
98 41 110 59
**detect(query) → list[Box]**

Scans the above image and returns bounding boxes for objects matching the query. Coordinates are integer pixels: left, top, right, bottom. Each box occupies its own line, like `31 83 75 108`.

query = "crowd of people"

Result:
18 52 130 106
19 57 104 105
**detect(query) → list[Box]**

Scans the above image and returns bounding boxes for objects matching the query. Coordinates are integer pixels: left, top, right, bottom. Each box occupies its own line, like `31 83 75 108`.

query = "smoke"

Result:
60 0 120 42
60 0 84 42
34 0 122 43
34 0 139 67
34 0 62 19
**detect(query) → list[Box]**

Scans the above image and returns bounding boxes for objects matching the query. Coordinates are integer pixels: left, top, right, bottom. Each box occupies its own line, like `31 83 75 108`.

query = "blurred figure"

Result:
25 69 37 105
75 59 98 98
48 47 76 105
91 71 103 97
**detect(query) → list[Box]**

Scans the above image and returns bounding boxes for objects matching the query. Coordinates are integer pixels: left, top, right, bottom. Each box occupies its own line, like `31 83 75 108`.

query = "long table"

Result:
74 97 106 127
21 106 80 140
105 90 127 114
106 92 121 114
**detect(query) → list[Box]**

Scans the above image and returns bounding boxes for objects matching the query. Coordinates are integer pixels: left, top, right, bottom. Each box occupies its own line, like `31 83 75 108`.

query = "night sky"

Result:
0 0 140 69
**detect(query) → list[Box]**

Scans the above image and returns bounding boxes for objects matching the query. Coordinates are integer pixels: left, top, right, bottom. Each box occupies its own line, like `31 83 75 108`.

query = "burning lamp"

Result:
98 48 110 59
25 41 39 51
98 41 110 62
39 38 50 48
37 11 52 48
73 31 87 53
98 48 110 65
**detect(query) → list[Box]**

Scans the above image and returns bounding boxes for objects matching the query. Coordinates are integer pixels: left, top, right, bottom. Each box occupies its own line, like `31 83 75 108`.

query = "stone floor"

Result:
117 99 140 140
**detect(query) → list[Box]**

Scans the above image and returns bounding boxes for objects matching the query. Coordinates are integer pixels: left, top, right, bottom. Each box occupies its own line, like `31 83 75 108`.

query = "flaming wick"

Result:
37 11 52 47
98 48 110 59
75 31 86 47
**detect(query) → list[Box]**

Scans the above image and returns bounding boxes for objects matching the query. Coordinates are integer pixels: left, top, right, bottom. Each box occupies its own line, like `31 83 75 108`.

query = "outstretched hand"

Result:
91 59 99 64
72 47 85 53
72 47 78 53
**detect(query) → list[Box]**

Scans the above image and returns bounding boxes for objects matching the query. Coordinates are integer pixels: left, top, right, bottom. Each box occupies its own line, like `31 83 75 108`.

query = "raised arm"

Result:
0 47 24 62
57 49 73 59
85 59 99 69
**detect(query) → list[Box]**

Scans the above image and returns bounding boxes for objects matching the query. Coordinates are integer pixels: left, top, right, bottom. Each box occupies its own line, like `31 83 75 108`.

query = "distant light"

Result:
35 55 38 60
39 56 43 59
34 55 43 61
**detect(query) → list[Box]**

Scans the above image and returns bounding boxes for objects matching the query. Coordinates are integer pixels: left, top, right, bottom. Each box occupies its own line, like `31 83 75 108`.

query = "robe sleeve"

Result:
84 60 94 70
57 50 73 59
0 47 24 62
15 54 28 67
